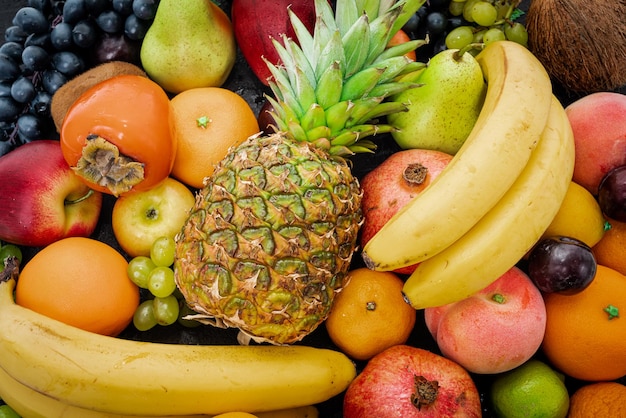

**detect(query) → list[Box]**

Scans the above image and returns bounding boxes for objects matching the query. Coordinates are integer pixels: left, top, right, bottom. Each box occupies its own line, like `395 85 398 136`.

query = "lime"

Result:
490 359 569 418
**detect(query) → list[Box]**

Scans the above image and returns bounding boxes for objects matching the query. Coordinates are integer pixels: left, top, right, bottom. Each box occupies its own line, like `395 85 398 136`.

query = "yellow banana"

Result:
361 40 552 271
402 95 575 309
0 364 318 418
0 277 354 416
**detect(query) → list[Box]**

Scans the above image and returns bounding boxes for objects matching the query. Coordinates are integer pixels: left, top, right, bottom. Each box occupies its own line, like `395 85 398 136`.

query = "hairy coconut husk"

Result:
526 0 626 93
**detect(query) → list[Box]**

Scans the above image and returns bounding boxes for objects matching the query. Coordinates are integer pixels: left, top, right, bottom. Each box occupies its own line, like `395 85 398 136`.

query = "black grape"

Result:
51 51 85 77
29 90 52 117
72 19 98 48
21 45 50 71
5 26 28 43
12 7 49 34
124 14 151 40
0 56 20 81
63 0 88 25
132 0 158 21
0 97 23 122
41 69 67 94
0 42 24 62
16 113 45 143
96 10 124 34
50 22 74 50
112 0 134 16
10 76 36 104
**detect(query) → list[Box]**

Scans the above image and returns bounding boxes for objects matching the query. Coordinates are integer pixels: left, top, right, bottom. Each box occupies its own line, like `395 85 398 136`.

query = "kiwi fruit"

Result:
51 61 147 133
526 0 626 94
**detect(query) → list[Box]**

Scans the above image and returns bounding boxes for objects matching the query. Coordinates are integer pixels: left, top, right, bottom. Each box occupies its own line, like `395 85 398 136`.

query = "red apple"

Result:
0 140 103 247
424 266 547 374
565 92 626 194
359 149 453 274
231 0 316 85
343 344 481 418
112 177 195 257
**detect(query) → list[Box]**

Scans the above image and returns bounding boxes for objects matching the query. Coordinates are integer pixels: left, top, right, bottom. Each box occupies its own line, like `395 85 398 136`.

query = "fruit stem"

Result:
455 43 484 60
410 375 439 410
492 293 506 304
403 163 428 186
604 304 619 319
65 189 95 206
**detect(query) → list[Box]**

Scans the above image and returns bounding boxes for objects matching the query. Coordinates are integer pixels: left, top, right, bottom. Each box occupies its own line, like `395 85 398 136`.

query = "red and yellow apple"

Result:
343 344 481 417
424 266 547 374
112 177 195 257
565 91 626 195
359 148 453 274
0 140 103 247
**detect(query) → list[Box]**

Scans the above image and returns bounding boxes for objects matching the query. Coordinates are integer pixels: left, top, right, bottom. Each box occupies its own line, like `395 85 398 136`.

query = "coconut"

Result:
526 0 626 94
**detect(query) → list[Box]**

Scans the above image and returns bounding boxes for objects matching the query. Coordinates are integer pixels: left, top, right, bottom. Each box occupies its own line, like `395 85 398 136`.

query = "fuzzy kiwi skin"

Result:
51 61 147 133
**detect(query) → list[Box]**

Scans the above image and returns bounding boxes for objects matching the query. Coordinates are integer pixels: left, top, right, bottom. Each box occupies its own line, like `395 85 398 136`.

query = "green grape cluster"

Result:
127 236 200 331
445 0 528 51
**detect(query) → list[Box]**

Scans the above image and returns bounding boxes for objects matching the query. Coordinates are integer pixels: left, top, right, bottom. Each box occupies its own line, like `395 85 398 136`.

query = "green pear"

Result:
140 0 237 94
389 49 487 155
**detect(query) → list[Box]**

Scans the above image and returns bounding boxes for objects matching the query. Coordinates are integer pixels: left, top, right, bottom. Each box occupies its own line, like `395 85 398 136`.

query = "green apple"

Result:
112 177 195 257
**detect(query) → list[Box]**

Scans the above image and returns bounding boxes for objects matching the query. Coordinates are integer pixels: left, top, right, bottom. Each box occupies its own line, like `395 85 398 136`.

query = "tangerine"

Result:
15 237 139 336
592 217 626 276
325 268 416 361
541 264 626 381
568 382 626 418
387 29 417 61
169 87 260 189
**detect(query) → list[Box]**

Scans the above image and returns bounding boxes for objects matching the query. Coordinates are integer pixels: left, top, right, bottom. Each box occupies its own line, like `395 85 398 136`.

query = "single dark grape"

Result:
0 81 12 98
0 96 23 122
112 0 134 16
132 0 158 21
426 12 448 35
0 56 21 81
51 51 85 77
10 76 36 104
0 42 24 62
5 26 28 43
41 68 67 94
25 32 52 50
72 19 98 48
63 0 88 25
50 22 74 50
22 45 50 71
527 236 597 295
29 90 52 117
13 7 49 35
598 165 626 222
90 32 141 65
96 10 124 33
16 113 45 142
124 14 151 40
402 12 420 35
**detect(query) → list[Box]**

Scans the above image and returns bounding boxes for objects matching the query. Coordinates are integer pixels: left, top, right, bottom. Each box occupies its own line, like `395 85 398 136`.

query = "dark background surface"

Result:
1 0 623 417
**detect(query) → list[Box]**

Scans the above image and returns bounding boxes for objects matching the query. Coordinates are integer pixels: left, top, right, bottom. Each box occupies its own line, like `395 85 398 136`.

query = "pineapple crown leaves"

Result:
263 0 427 157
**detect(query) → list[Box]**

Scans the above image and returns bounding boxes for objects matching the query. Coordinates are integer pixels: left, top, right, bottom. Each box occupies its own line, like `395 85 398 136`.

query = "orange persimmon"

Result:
60 74 175 197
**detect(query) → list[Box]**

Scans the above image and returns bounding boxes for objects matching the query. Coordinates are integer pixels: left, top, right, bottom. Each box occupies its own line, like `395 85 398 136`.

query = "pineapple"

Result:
174 0 426 345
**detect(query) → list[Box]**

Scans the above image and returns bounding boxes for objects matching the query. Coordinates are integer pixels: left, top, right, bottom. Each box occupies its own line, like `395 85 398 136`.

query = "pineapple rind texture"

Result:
174 134 363 345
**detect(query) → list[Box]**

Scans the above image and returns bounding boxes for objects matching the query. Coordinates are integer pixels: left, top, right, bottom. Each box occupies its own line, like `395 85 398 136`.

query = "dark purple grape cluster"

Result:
401 0 457 61
0 0 158 156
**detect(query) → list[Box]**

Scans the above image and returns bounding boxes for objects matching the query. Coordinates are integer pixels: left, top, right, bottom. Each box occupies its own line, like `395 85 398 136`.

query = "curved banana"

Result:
361 40 552 271
0 277 354 416
402 95 575 309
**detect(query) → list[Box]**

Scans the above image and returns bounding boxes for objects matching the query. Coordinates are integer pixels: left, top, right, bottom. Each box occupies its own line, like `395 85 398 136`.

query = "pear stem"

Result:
65 189 95 206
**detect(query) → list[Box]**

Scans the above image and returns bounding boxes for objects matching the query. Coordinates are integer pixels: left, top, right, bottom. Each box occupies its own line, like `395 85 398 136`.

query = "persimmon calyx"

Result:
72 135 145 196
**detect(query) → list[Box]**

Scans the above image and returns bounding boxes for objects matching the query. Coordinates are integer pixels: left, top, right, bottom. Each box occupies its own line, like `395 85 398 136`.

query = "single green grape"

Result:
448 0 465 16
147 266 177 298
177 302 202 328
133 299 158 331
150 235 176 267
127 256 157 289
504 22 529 47
0 244 22 266
153 294 180 326
483 27 506 44
462 0 480 22
471 1 498 27
446 26 474 50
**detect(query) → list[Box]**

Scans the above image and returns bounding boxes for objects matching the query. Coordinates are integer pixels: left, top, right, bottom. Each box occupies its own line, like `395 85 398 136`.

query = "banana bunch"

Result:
361 40 575 309
0 275 352 416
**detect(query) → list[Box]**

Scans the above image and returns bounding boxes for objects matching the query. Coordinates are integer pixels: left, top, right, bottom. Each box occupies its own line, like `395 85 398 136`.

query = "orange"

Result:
541 264 626 381
593 217 626 276
15 237 140 336
325 268 416 361
169 87 260 189
568 382 626 418
387 29 417 61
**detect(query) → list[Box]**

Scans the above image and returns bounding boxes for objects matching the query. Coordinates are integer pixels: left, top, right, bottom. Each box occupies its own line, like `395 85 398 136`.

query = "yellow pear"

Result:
140 0 236 93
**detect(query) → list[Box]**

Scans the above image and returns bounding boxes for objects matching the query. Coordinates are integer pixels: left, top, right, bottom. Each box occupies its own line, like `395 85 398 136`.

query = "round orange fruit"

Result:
15 237 140 336
325 268 416 361
568 382 626 417
169 87 260 189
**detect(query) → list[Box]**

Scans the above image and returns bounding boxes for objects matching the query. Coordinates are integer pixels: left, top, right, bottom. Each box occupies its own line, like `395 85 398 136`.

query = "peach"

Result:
424 266 546 374
565 92 626 195
359 148 453 274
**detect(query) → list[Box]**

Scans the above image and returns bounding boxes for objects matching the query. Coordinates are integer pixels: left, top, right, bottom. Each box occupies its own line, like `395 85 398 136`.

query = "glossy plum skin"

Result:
527 236 597 294
598 165 626 222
